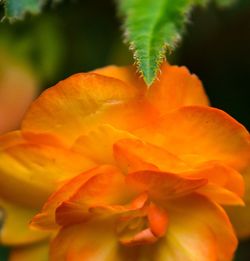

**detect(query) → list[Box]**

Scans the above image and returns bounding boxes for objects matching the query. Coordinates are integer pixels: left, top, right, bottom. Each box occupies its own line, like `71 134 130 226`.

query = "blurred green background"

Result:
0 0 249 260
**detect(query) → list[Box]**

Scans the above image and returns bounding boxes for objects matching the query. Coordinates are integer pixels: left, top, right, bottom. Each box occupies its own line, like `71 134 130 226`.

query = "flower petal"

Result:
183 162 245 206
67 167 127 206
9 241 49 261
114 138 245 205
21 73 140 145
114 138 189 173
93 65 146 92
126 170 207 200
119 228 158 246
89 192 148 216
135 106 250 170
55 192 146 228
0 132 94 208
197 184 244 206
90 63 209 115
149 195 237 261
185 162 245 197
55 166 130 226
147 203 168 238
31 165 114 230
147 63 209 113
50 220 137 261
115 138 244 206
0 197 48 246
72 124 135 164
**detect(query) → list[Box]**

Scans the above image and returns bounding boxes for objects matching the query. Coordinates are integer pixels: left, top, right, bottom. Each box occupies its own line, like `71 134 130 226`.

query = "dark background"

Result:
0 0 249 260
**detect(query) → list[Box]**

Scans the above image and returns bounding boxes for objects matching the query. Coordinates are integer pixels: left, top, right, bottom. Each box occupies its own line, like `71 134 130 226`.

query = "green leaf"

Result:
118 0 194 85
118 0 237 85
4 0 45 21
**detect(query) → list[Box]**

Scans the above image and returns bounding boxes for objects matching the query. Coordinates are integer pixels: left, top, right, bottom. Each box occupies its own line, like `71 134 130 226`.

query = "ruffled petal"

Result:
55 166 130 226
66 167 127 206
114 138 244 204
114 138 190 173
115 138 244 206
31 165 115 230
89 192 148 216
51 195 237 261
54 197 146 229
185 162 245 206
0 197 48 246
135 106 250 170
186 162 244 197
9 241 49 261
126 170 207 200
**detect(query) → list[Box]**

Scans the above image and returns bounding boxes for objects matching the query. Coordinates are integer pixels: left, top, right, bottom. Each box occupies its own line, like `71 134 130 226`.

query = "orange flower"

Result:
0 62 250 260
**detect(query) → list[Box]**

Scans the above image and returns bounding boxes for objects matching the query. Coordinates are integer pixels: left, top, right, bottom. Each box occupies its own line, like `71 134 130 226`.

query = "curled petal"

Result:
147 203 168 238
183 162 245 206
56 193 148 228
89 192 149 216
69 167 128 205
119 228 158 246
55 166 130 226
186 162 245 197
114 138 189 173
31 165 115 230
114 138 245 206
126 170 207 200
